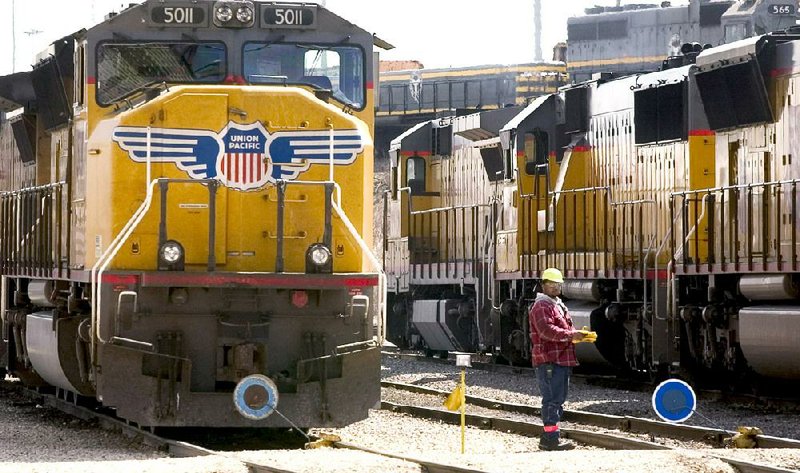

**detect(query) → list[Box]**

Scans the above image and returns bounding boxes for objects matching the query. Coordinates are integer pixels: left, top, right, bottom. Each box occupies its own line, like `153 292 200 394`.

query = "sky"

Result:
0 0 688 74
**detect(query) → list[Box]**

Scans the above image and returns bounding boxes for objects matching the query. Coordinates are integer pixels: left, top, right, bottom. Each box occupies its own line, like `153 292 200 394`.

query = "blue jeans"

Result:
535 363 571 444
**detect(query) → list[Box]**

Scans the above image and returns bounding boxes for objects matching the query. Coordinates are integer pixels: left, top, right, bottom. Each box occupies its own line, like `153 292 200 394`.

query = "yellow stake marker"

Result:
459 366 466 454
444 353 472 453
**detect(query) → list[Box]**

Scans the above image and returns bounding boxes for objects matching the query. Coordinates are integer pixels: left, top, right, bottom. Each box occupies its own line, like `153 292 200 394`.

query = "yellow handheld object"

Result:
573 327 598 343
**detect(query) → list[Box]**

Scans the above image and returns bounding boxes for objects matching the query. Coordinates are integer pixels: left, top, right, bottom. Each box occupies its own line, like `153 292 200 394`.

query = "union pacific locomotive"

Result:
384 32 800 383
0 1 385 428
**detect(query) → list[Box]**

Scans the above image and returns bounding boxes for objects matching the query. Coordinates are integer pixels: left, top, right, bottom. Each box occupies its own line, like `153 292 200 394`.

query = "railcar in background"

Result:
378 62 568 117
384 31 800 384
568 0 798 83
0 0 386 428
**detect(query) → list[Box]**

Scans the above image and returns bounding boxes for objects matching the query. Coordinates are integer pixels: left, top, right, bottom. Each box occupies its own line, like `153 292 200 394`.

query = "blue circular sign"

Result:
652 379 696 423
233 375 279 420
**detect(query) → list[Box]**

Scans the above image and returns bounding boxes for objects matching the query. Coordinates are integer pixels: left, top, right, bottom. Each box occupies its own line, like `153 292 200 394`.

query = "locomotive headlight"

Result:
310 246 331 266
161 242 183 263
236 6 253 23
215 5 233 22
305 244 332 273
158 240 185 271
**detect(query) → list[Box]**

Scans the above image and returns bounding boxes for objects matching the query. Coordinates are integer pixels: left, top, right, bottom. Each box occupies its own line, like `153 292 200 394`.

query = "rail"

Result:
0 182 67 278
671 179 800 273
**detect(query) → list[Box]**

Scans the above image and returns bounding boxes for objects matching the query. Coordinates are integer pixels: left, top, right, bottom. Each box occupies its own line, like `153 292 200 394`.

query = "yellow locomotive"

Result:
384 34 800 383
0 1 385 428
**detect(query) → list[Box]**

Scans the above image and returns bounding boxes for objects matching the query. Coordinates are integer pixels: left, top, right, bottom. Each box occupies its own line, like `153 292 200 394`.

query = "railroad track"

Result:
381 381 800 473
15 380 477 473
8 372 799 473
382 351 800 411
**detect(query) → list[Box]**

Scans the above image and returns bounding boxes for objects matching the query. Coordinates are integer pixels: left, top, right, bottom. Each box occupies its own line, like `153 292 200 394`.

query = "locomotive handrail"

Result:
670 178 800 195
91 177 217 363
518 185 671 278
0 181 66 196
332 200 387 344
546 185 610 197
277 179 386 342
652 206 689 321
671 178 800 272
91 178 159 362
408 203 492 215
0 181 66 276
675 193 711 262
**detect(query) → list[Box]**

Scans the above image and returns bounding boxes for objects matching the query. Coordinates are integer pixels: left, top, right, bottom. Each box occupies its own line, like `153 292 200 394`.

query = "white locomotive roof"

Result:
695 35 761 67
500 94 550 135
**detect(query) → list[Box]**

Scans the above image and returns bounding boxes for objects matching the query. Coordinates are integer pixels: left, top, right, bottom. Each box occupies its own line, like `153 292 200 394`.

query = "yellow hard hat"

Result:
541 267 564 283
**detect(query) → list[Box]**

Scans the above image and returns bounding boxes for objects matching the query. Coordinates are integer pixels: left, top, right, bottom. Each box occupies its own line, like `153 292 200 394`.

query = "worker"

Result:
528 267 586 451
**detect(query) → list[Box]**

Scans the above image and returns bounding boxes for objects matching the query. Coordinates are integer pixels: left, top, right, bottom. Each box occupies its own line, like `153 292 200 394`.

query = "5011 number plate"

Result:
261 4 317 28
150 5 208 26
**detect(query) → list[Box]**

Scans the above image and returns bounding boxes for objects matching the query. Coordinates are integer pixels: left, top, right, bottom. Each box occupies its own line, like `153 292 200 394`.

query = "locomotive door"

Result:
747 150 771 258
732 129 771 260
403 154 441 273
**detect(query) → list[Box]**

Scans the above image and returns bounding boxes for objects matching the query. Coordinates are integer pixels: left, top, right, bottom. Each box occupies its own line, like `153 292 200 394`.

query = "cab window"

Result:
406 156 426 195
724 23 748 42
243 43 365 109
524 129 549 175
96 41 226 105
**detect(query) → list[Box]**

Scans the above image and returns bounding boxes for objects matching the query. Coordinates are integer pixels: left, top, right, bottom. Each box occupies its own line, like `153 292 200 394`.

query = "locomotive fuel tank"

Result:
739 306 800 379
566 302 613 367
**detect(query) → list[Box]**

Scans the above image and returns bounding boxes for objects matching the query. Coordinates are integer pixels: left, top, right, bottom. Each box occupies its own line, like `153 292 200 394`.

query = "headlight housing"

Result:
215 5 233 22
236 6 253 23
158 240 185 271
305 244 332 273
213 1 254 27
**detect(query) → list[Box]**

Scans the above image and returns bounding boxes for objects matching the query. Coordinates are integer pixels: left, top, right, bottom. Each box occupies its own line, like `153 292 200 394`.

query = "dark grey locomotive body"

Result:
568 0 799 82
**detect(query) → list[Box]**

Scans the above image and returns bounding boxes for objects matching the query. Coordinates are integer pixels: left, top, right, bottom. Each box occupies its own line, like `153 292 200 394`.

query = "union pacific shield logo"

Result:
218 122 269 191
112 121 365 191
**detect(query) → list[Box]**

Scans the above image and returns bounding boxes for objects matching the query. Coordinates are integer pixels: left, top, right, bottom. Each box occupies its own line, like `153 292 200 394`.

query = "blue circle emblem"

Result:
652 379 696 423
233 375 279 420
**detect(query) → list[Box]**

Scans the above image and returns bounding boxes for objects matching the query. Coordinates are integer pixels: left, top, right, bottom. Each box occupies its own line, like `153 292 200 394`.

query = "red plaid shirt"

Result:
528 293 578 367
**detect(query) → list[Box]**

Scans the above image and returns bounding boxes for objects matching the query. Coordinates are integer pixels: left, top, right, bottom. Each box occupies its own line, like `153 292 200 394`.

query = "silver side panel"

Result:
26 311 80 391
412 300 459 352
566 302 611 367
739 306 800 379
739 274 799 300
562 280 601 302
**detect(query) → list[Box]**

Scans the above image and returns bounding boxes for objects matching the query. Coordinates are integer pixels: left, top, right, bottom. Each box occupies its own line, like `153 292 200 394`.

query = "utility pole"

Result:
12 0 16 73
534 0 542 61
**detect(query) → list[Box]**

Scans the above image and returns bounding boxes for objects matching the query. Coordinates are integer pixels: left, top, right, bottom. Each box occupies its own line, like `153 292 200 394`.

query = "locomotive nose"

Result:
233 375 280 420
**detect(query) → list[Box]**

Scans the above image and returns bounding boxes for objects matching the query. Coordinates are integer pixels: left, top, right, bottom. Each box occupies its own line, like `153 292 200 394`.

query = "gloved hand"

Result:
572 326 597 344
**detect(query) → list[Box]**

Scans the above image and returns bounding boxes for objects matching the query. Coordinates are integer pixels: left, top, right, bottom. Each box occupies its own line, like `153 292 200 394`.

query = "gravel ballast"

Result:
2 357 800 473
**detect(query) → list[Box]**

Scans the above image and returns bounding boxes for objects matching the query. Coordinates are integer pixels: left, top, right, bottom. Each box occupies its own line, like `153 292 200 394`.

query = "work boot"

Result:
539 439 575 451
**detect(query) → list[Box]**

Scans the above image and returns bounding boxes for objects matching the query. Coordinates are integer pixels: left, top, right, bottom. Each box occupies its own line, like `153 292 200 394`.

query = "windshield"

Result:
243 43 365 108
96 42 226 105
724 23 748 42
